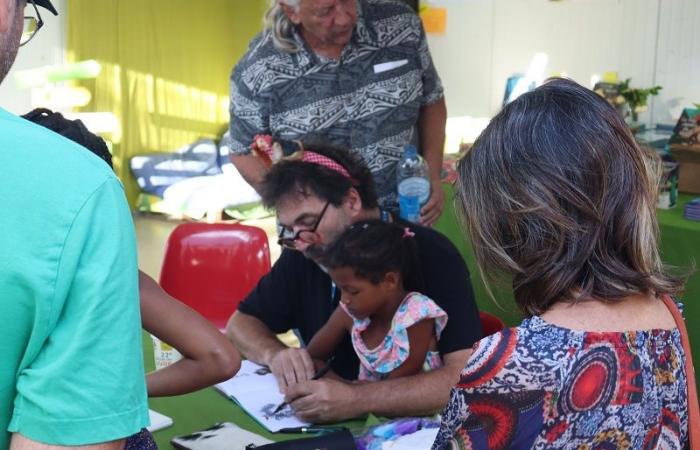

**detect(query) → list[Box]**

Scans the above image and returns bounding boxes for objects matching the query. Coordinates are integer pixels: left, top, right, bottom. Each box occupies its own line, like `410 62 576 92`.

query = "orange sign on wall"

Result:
420 7 447 35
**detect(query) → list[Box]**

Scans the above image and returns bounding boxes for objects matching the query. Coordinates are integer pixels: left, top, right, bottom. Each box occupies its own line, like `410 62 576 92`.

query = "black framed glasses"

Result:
277 202 331 249
20 0 43 47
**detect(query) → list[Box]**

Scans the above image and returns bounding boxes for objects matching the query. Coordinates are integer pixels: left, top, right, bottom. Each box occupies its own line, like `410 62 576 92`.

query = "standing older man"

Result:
0 1 148 449
229 0 447 225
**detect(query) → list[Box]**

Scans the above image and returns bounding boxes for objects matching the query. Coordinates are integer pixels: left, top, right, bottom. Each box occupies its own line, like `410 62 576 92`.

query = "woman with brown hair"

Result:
432 78 692 449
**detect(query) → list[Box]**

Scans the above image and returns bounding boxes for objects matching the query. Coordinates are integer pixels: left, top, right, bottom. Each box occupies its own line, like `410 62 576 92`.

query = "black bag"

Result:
249 430 356 450
171 422 356 450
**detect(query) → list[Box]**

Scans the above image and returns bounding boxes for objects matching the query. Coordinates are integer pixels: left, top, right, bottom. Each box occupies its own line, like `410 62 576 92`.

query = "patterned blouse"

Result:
432 312 688 449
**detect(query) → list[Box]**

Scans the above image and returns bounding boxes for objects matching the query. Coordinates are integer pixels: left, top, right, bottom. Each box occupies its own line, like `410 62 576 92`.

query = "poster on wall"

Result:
421 7 447 35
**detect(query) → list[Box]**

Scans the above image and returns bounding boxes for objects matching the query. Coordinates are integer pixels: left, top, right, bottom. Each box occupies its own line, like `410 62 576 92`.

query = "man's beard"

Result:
302 244 326 262
0 3 23 85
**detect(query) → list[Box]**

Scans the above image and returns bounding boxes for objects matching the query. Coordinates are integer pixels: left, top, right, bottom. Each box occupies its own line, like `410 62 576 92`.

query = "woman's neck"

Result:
540 293 676 332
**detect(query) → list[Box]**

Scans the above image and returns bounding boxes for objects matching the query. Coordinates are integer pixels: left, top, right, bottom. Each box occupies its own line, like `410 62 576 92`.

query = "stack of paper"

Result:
215 360 310 432
684 198 700 222
171 422 272 450
147 409 173 432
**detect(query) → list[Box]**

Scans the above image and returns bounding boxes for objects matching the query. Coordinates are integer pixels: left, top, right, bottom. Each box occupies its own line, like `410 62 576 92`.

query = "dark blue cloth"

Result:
129 139 221 197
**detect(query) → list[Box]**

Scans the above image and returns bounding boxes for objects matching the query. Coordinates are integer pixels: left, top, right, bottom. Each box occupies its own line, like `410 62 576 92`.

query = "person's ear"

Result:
382 271 401 290
279 1 302 25
0 0 15 34
343 187 363 217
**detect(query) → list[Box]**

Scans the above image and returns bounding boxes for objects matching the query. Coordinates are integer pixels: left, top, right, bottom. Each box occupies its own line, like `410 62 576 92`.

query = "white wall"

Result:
654 0 700 124
3 0 697 126
427 0 494 119
427 0 700 127
0 0 66 114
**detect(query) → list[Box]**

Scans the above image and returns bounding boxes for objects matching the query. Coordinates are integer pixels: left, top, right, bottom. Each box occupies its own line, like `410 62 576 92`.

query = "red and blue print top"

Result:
432 309 688 449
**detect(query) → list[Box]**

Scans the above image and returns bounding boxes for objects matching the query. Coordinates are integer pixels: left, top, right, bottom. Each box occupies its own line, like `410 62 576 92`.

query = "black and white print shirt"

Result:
229 0 444 209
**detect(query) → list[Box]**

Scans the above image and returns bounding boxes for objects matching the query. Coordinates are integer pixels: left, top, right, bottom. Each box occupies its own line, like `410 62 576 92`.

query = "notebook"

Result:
215 361 310 432
147 409 173 432
171 422 272 450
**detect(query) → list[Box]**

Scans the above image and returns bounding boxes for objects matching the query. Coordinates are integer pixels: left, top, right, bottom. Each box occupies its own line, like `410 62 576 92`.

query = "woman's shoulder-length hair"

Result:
456 77 683 316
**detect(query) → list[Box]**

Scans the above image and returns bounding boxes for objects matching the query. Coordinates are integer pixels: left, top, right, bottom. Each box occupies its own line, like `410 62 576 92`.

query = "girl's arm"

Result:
140 271 241 396
387 318 436 379
306 305 352 364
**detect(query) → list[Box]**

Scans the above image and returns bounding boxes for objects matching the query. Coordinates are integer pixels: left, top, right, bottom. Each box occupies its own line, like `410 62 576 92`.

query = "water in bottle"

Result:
397 145 431 223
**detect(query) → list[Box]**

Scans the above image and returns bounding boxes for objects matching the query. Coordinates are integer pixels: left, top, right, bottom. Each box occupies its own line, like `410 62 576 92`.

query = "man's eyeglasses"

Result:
20 0 44 47
277 202 330 249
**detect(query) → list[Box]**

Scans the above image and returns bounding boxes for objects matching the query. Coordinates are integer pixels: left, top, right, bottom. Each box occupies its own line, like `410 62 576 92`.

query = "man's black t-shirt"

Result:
237 223 482 380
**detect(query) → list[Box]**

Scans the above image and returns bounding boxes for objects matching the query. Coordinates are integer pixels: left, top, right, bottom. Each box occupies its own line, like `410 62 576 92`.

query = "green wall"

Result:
67 0 268 206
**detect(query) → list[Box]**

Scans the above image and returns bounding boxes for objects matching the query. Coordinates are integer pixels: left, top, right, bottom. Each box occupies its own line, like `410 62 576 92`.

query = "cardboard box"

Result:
668 108 700 194
670 144 700 194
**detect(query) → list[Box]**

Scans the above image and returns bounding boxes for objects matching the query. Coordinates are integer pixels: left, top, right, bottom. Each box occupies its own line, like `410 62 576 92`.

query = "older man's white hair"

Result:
265 0 303 53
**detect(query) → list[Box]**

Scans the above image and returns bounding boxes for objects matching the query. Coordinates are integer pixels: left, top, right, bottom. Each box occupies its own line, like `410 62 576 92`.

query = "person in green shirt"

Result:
0 1 149 448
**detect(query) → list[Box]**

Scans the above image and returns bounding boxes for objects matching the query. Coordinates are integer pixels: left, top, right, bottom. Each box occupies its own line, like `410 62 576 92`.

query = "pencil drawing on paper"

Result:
261 402 295 420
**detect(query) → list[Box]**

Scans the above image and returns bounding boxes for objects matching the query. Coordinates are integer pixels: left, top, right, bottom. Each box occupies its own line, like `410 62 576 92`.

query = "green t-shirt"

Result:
0 108 149 447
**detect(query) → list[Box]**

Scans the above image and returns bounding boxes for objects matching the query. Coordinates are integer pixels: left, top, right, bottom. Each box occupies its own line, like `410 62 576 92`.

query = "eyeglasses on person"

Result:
277 202 331 249
20 0 44 46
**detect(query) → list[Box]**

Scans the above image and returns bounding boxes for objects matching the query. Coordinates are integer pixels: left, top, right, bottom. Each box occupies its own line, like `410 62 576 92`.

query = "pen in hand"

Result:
272 356 335 415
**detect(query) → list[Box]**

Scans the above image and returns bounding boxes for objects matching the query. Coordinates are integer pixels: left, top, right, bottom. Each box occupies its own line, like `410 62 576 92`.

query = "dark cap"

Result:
33 0 58 16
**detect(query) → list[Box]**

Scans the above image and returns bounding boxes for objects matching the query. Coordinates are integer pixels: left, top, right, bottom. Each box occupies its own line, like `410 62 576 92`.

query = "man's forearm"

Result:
353 349 470 417
230 153 268 193
419 98 447 182
226 311 286 366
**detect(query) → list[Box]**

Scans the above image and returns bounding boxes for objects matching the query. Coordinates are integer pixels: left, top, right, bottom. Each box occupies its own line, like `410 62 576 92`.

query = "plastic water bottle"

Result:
151 335 182 370
397 145 431 223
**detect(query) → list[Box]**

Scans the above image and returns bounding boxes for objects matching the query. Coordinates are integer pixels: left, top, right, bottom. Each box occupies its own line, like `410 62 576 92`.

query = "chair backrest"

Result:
480 311 506 337
159 222 271 330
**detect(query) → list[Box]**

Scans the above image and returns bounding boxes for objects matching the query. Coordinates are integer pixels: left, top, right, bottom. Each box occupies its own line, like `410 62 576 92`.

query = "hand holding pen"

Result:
272 356 335 414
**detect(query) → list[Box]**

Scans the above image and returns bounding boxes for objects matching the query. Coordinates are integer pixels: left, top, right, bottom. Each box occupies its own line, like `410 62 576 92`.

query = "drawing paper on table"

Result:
147 409 173 432
215 360 310 433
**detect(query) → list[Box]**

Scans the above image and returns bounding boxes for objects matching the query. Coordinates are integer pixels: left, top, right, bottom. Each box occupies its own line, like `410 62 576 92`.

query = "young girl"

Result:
307 220 447 381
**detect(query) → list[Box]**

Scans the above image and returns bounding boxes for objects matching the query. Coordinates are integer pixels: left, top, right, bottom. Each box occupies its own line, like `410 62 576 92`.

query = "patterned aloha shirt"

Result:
229 0 444 210
432 307 689 449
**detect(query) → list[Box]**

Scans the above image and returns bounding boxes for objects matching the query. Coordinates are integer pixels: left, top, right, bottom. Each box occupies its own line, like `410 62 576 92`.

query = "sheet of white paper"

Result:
381 428 439 449
171 422 272 450
215 360 310 433
147 409 173 432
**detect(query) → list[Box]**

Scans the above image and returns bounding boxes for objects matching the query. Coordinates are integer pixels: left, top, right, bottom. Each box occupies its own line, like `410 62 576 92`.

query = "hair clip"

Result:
250 134 284 168
350 223 371 231
403 228 415 239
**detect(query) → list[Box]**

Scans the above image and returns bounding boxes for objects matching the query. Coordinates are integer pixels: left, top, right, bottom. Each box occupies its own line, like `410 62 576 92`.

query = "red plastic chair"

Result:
159 222 271 330
480 311 506 337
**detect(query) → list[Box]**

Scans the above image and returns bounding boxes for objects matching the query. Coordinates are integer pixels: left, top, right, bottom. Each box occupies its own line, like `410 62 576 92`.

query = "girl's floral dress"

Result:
343 291 448 381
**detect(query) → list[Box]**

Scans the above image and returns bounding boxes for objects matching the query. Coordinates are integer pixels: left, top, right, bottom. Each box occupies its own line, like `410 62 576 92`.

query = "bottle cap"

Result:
404 145 418 158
